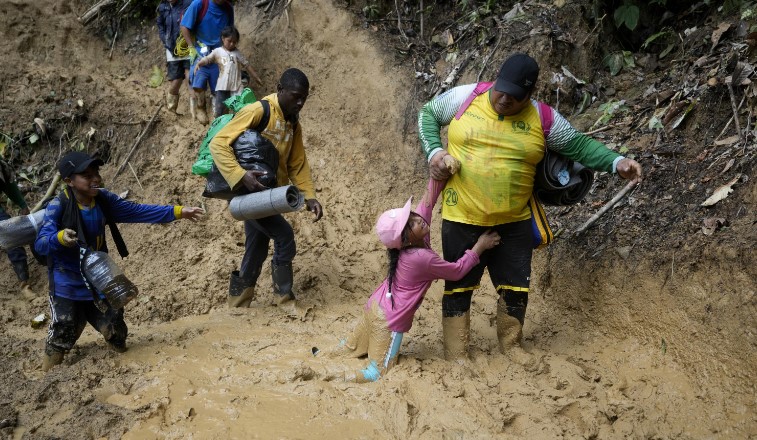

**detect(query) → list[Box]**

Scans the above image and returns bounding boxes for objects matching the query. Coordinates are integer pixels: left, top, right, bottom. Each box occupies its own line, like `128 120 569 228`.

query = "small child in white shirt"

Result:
194 25 263 118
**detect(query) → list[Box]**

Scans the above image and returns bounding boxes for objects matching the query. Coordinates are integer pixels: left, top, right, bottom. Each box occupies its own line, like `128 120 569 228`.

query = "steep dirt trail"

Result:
0 0 754 438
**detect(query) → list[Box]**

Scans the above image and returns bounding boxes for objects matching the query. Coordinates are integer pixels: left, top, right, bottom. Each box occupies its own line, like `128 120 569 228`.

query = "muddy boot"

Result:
166 93 179 112
228 270 255 308
107 340 128 353
271 262 295 305
189 96 197 120
20 281 36 301
42 350 64 372
195 93 208 124
496 297 537 370
442 311 470 362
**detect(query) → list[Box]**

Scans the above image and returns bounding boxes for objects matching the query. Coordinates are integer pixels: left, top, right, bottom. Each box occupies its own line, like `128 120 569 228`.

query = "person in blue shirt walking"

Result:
156 0 194 113
35 152 204 371
180 0 234 124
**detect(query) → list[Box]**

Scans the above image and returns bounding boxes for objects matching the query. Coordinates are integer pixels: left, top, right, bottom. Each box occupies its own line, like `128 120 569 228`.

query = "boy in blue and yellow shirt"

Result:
35 152 204 371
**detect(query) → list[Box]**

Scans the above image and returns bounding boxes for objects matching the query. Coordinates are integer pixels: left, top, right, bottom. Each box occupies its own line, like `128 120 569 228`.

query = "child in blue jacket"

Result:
35 152 204 371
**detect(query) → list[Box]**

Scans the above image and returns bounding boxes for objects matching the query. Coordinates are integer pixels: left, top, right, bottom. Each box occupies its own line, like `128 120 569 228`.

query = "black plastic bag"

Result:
203 130 279 200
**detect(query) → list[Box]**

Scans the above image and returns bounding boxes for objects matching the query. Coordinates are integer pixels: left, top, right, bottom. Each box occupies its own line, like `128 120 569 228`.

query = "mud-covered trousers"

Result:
441 219 533 324
0 207 29 282
45 295 127 355
240 213 296 284
344 302 404 382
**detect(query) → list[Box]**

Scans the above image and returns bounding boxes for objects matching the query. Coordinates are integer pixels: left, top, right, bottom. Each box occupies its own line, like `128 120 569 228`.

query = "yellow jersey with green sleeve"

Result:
208 93 316 199
418 83 622 227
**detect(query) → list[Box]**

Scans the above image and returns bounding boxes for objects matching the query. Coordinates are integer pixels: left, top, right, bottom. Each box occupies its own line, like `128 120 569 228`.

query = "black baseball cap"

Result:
58 151 104 178
494 53 539 101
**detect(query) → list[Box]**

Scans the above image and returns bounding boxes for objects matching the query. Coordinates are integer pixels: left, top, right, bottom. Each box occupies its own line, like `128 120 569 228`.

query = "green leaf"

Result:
148 66 164 88
648 115 664 130
661 338 667 355
622 51 635 68
619 146 629 154
604 53 624 76
671 100 697 130
660 43 675 59
642 32 662 49
614 3 639 30
28 134 39 144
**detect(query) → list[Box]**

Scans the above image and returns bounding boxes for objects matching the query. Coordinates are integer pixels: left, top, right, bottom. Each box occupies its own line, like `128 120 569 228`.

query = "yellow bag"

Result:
528 195 553 249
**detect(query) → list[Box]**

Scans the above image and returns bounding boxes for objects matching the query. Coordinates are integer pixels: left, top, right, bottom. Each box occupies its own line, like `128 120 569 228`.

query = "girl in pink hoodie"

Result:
325 176 500 382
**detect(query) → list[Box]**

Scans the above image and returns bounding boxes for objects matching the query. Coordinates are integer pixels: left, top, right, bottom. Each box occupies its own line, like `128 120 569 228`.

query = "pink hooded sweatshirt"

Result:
366 178 480 332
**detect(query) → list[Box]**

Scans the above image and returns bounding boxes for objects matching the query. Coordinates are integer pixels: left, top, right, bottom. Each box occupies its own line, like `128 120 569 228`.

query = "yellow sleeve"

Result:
208 102 264 190
286 123 316 199
173 206 183 219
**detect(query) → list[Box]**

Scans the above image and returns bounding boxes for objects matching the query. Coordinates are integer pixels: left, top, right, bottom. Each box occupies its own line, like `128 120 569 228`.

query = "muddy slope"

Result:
0 0 754 438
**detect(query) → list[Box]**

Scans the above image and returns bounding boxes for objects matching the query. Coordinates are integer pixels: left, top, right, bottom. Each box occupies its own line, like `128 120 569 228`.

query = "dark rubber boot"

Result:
228 270 255 308
271 262 295 304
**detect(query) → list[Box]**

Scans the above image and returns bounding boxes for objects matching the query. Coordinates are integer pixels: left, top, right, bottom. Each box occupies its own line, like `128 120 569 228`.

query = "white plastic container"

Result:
0 210 46 249
81 250 139 309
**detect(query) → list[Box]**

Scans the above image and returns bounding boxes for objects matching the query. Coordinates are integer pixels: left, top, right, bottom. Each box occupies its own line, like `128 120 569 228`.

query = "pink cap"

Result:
375 197 413 249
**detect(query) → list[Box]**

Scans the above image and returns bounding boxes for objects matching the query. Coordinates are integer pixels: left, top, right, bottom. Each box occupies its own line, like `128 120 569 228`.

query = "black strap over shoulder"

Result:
254 99 299 132
97 194 129 258
254 99 270 132
58 189 129 258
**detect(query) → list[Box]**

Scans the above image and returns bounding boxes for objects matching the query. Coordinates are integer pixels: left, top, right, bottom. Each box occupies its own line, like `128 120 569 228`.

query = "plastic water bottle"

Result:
0 210 46 249
80 250 138 309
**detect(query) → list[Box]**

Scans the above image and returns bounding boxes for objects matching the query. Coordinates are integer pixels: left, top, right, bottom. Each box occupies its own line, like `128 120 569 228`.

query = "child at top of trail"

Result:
323 165 500 383
194 25 263 119
34 152 205 372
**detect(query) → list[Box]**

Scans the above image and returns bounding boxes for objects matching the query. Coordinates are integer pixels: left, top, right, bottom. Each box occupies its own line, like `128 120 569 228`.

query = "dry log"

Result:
79 0 116 24
574 181 638 235
114 104 163 178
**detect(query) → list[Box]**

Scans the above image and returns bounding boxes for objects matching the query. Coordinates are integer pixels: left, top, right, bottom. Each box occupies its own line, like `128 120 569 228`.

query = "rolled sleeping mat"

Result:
0 210 46 250
561 164 594 205
229 185 305 221
534 152 594 206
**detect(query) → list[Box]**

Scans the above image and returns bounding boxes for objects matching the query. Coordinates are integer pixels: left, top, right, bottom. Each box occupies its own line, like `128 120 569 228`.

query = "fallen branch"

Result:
435 50 477 96
394 0 408 42
112 120 148 126
79 0 115 24
114 104 163 178
108 27 119 60
477 31 502 82
117 0 131 15
584 124 616 136
726 76 743 142
574 180 638 235
419 0 424 39
581 13 605 46
127 162 144 190
31 173 62 213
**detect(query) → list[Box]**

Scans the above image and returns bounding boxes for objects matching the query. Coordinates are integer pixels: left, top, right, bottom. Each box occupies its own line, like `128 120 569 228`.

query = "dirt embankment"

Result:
0 0 754 438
